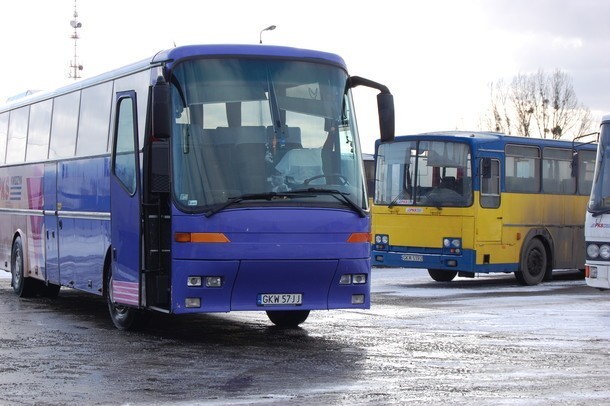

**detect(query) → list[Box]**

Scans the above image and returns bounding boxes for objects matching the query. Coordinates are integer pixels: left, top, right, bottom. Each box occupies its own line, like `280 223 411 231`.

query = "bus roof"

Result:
1 44 346 113
377 130 596 150
153 44 346 69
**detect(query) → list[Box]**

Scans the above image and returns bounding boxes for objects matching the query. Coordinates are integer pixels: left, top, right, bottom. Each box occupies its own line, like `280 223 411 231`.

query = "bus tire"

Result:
428 269 457 282
105 266 138 330
515 238 547 286
11 237 38 297
266 310 310 327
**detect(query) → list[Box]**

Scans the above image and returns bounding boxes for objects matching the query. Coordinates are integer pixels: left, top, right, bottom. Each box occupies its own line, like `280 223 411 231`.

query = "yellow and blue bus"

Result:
0 44 395 329
585 115 610 290
372 131 596 285
363 153 375 198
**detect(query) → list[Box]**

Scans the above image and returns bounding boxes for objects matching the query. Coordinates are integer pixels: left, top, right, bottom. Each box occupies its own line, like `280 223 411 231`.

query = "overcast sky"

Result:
0 0 607 153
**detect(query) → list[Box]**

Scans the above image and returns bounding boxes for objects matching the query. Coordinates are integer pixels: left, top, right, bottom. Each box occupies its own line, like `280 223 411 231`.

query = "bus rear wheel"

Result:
515 238 547 286
266 310 310 327
11 237 38 297
105 267 138 330
428 269 457 282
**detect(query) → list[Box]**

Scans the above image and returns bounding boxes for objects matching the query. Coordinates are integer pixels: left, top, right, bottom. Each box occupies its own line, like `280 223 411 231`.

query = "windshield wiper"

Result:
204 192 310 217
590 207 610 217
291 188 367 218
388 190 408 209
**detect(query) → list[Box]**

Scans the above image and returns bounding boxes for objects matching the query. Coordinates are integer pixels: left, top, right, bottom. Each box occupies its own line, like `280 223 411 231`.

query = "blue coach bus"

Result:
0 44 394 329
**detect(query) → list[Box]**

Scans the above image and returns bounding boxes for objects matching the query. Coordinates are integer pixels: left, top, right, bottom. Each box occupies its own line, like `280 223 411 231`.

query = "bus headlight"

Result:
375 234 389 244
352 274 367 284
600 245 610 260
187 276 202 287
443 238 461 248
443 238 461 254
374 234 389 251
206 276 223 287
587 244 600 259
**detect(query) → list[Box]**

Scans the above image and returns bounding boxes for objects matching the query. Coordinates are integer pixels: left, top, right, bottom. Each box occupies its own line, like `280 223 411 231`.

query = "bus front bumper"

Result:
372 248 476 272
585 264 610 290
170 258 371 314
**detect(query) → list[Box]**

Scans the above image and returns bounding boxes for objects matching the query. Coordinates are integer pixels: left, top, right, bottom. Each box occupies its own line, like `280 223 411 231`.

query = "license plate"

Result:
401 254 424 262
257 293 303 306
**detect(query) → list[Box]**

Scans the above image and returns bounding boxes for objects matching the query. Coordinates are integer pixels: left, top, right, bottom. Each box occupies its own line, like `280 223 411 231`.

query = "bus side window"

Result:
113 97 137 195
578 149 596 195
480 158 500 208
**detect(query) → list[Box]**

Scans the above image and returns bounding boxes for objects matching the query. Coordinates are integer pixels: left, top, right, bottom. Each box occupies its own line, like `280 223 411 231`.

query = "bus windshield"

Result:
169 58 365 214
375 139 472 207
589 122 610 215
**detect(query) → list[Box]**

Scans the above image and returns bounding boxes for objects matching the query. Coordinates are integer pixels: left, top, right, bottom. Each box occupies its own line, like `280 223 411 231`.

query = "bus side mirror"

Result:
348 76 395 143
378 92 395 143
152 76 171 139
571 151 578 178
481 158 492 178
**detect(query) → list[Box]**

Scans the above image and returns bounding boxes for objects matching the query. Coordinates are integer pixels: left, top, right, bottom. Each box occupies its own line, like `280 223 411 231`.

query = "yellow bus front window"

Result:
375 140 472 207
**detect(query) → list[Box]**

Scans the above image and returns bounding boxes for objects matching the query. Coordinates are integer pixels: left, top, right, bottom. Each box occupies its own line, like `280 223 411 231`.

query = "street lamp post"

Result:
259 25 276 44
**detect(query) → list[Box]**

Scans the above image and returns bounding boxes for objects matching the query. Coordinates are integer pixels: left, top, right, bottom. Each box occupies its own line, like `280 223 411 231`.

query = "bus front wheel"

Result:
515 238 547 286
266 310 310 327
105 267 138 330
428 269 457 282
11 237 38 297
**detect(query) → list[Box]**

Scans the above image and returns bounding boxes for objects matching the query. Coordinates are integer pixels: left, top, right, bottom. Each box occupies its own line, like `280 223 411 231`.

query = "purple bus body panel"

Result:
0 164 45 282
55 157 111 293
44 163 59 285
170 207 371 314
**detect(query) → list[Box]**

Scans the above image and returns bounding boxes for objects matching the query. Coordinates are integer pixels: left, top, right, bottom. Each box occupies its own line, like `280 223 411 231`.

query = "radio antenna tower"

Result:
68 0 83 79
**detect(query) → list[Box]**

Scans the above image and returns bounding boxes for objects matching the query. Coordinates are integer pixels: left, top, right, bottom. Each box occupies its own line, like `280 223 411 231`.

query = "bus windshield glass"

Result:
589 123 610 214
375 139 472 207
169 58 365 214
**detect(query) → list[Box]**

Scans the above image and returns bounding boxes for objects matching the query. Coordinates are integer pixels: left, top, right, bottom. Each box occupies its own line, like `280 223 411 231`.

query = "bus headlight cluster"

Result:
187 276 223 287
374 234 389 251
339 274 368 285
375 234 389 244
587 243 610 260
443 238 461 254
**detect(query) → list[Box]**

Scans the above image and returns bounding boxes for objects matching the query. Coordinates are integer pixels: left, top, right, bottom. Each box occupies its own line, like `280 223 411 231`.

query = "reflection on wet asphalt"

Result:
0 268 609 405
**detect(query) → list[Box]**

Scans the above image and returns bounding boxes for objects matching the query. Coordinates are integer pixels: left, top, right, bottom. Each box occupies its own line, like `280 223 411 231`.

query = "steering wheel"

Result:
303 174 349 186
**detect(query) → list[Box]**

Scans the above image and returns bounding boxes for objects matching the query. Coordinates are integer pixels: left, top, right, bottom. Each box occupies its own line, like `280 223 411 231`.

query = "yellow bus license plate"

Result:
402 254 424 262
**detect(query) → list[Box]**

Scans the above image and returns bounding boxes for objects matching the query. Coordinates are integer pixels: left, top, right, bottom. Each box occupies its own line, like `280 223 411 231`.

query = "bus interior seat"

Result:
439 176 456 190
230 126 268 194
199 127 240 194
457 177 472 198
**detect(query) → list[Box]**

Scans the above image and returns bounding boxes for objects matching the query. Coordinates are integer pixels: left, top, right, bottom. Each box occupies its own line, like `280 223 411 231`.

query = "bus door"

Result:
109 92 142 307
44 162 59 284
477 155 503 243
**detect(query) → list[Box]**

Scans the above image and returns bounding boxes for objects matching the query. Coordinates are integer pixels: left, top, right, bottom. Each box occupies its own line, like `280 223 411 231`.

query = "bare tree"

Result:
487 79 512 134
483 69 594 139
510 73 535 137
532 69 551 138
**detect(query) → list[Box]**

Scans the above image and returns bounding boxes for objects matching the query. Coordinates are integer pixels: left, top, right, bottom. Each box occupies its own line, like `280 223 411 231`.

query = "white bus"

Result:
585 114 610 289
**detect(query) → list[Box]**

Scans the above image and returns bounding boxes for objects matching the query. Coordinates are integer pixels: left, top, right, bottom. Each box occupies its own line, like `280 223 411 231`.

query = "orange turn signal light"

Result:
174 232 230 243
347 232 371 243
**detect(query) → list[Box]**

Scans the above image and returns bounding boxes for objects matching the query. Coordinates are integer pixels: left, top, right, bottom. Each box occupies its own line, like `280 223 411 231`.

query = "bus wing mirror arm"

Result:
152 75 171 139
571 151 578 178
348 76 395 143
